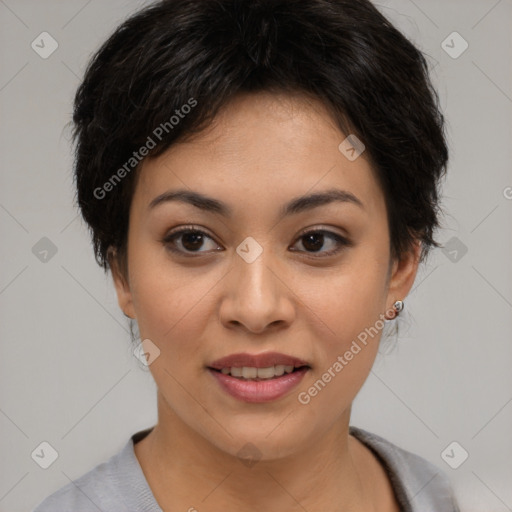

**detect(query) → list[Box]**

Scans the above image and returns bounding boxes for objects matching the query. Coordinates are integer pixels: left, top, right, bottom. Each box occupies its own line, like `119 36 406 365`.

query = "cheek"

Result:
296 273 386 414
294 249 388 404
301 249 388 345
127 247 210 349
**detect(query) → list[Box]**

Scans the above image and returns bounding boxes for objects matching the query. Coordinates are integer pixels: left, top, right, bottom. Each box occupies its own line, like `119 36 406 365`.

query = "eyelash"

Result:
161 225 351 258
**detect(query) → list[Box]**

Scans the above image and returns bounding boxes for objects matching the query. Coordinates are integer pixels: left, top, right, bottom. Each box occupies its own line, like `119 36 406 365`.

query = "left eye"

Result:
162 227 350 257
291 229 349 256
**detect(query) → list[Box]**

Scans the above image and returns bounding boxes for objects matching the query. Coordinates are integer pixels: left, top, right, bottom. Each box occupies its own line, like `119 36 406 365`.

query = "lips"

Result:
207 351 311 402
208 351 311 370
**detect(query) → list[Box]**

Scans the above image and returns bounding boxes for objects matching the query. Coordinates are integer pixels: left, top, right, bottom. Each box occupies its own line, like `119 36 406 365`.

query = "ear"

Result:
385 239 422 319
108 246 136 320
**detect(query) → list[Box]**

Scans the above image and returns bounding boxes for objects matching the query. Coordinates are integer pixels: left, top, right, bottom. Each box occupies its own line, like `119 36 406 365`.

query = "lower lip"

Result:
208 367 309 403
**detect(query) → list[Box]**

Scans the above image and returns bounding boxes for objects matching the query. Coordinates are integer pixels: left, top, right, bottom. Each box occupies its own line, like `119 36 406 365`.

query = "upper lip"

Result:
208 351 311 370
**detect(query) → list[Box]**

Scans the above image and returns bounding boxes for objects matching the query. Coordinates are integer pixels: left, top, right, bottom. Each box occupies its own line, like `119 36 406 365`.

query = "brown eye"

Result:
291 230 351 257
162 227 221 255
161 226 351 258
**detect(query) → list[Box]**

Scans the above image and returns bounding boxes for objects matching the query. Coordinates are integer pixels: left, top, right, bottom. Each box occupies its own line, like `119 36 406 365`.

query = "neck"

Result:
135 391 381 512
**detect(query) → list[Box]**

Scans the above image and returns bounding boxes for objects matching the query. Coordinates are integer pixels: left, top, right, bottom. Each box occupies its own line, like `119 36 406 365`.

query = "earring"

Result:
393 300 404 316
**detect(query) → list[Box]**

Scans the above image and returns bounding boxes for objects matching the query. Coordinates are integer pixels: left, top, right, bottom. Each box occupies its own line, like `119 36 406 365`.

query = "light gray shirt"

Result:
32 426 460 512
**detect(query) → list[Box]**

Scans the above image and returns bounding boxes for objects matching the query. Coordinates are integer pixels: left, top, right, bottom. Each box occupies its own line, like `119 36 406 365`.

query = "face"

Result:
112 91 420 460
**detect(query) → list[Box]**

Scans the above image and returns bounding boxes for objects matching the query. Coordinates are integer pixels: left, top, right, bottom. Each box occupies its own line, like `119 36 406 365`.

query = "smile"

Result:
208 366 310 402
216 364 298 380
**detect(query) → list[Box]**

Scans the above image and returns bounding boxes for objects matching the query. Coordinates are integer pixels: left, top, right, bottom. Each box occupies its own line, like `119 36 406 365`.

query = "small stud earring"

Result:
393 300 404 316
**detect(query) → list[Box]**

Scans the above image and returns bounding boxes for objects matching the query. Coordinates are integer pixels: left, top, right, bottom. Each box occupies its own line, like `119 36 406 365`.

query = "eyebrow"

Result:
148 187 364 219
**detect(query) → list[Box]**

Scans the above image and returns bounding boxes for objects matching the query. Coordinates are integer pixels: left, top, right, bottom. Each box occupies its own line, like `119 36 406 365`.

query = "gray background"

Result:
0 1 511 511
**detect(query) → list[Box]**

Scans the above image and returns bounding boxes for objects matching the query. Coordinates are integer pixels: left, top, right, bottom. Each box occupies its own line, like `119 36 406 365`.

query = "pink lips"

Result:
207 351 311 403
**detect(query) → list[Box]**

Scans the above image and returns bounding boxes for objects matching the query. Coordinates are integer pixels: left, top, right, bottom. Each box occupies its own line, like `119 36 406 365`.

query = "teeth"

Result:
217 365 302 379
274 365 285 376
242 367 258 379
257 366 275 379
230 367 243 377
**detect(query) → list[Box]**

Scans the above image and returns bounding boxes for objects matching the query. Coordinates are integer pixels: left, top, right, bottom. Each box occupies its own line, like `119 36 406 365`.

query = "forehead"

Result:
133 91 385 219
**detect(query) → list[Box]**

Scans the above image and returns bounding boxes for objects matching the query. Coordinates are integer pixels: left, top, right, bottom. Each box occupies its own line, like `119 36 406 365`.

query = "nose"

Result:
219 245 295 334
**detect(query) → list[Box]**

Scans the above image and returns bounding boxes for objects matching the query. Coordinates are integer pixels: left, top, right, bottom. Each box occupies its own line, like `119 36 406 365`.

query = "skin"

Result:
111 90 421 512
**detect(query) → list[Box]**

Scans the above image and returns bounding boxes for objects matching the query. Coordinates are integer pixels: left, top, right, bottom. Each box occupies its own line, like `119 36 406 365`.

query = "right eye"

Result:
161 226 223 255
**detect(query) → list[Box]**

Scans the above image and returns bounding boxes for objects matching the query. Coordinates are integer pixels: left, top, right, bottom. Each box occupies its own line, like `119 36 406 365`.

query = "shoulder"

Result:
349 426 460 512
31 434 152 512
32 456 120 512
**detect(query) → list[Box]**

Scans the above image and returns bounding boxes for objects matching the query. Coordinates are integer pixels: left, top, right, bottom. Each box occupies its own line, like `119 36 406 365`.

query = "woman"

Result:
33 0 460 510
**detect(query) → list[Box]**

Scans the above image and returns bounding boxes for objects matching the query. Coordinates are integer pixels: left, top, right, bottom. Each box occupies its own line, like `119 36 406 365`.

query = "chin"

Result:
204 416 314 462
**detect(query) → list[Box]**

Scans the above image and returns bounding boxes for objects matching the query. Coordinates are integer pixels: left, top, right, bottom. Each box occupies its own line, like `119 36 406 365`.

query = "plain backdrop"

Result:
0 1 511 511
